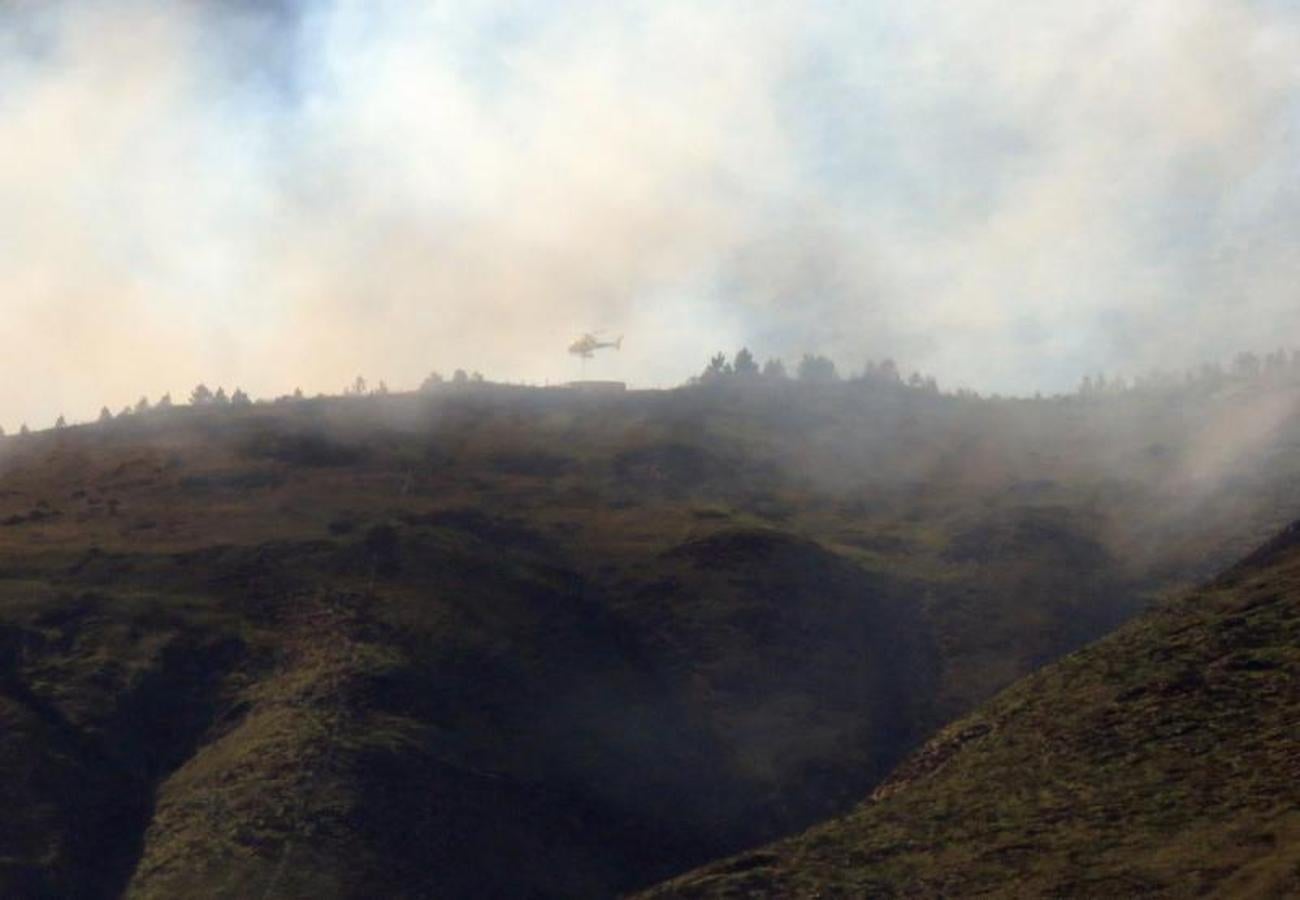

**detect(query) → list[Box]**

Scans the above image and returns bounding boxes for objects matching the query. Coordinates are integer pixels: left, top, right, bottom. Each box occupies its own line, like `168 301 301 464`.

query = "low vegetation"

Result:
0 375 1298 896
645 522 1300 897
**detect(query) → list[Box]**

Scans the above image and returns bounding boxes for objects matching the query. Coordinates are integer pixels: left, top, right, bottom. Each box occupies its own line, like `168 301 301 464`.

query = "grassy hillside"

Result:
1 380 1298 896
644 522 1300 898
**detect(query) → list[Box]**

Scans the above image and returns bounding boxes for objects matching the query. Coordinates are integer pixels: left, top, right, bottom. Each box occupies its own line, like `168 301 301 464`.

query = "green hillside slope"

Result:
0 381 1298 896
645 522 1300 898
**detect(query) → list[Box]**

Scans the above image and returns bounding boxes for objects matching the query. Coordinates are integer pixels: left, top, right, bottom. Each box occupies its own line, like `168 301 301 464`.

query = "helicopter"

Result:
568 332 623 359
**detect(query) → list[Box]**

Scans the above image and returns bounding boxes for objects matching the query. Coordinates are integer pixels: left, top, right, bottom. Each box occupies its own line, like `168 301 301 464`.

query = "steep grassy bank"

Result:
646 523 1300 897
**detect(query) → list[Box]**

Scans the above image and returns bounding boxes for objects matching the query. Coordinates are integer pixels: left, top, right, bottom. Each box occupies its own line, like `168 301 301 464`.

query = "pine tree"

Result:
733 348 759 376
797 354 838 383
703 352 731 380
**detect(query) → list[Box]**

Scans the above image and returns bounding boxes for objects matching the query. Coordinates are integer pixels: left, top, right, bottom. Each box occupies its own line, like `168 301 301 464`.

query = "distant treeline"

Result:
1075 348 1300 397
691 345 1300 402
8 348 1300 436
691 349 939 394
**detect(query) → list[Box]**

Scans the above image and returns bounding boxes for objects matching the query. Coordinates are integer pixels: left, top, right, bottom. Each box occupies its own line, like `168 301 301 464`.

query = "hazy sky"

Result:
2 0 1299 425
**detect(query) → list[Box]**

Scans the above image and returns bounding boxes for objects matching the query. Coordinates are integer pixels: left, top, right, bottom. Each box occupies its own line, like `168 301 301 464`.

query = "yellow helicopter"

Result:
568 332 623 359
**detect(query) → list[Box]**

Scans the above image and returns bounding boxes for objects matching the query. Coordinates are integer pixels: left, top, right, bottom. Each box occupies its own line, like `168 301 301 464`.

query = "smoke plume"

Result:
2 0 1299 424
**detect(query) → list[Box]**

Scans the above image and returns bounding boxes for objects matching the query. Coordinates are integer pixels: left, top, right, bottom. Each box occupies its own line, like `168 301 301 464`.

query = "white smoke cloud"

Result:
1 0 1299 424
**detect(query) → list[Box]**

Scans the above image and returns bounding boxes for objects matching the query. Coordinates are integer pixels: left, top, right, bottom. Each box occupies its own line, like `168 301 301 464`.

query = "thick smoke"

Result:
2 0 1299 425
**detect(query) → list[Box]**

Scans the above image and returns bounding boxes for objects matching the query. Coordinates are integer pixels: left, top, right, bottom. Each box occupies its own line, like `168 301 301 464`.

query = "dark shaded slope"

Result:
644 522 1300 898
124 587 664 900
0 517 938 898
615 529 938 843
120 526 937 898
2 386 1295 897
0 603 243 899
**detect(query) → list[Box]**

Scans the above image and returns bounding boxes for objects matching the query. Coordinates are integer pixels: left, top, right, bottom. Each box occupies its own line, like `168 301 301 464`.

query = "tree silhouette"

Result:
703 352 730 380
190 384 213 405
99 407 113 423
231 388 251 407
213 387 230 405
156 393 173 410
797 354 838 383
452 369 469 385
419 372 444 392
1233 351 1261 380
135 396 150 414
293 387 304 401
1265 349 1288 378
762 358 787 379
733 348 759 376
54 415 66 429
19 424 28 435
